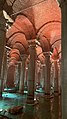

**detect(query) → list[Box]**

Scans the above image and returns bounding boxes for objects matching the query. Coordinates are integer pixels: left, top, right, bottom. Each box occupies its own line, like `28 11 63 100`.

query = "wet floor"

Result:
0 92 62 119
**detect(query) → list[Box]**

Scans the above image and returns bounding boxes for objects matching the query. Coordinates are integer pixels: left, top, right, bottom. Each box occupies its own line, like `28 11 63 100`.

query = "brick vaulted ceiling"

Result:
5 0 61 57
4 0 61 30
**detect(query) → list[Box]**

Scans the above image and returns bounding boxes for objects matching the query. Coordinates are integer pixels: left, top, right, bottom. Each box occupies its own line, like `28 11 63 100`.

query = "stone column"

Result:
50 62 54 95
24 66 28 88
36 61 41 88
16 62 21 90
42 64 46 92
1 48 7 90
61 0 67 118
14 63 20 90
6 63 15 88
44 52 51 95
37 70 41 87
0 11 6 97
19 56 26 94
27 40 36 104
58 61 61 94
54 60 59 94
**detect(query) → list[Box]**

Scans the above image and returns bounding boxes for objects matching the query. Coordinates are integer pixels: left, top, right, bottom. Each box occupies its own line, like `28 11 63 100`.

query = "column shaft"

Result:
19 58 26 94
54 61 59 93
0 11 6 97
44 53 51 95
61 1 67 118
27 40 36 104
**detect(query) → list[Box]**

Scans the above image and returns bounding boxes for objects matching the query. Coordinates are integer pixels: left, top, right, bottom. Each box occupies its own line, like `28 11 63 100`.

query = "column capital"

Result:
21 54 28 61
43 51 50 56
28 39 36 47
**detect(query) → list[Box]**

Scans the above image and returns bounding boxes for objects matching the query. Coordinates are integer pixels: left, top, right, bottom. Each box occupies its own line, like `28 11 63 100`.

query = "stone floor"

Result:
0 91 62 119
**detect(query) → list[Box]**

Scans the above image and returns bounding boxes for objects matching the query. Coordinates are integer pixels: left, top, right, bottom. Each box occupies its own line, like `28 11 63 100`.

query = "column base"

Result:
4 87 18 93
44 92 54 99
26 95 38 105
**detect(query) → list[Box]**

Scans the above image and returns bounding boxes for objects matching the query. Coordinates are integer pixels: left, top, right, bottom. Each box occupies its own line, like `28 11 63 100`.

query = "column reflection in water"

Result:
50 95 62 119
37 98 51 119
23 105 38 119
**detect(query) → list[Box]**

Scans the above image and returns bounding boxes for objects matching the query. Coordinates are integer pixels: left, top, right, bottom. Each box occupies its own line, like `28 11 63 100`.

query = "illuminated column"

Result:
54 60 59 93
35 61 41 88
0 48 6 96
58 61 61 94
25 65 28 88
14 63 20 89
50 95 61 119
50 62 54 95
16 62 21 90
37 70 41 87
27 40 36 104
19 55 26 94
44 52 51 95
60 1 67 118
35 62 38 90
1 48 7 90
6 49 20 88
0 11 6 97
6 62 16 88
42 64 46 92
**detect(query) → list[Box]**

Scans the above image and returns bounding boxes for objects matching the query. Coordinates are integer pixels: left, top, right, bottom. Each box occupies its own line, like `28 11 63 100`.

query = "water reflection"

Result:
50 95 62 119
0 93 62 119
22 105 39 119
22 95 62 119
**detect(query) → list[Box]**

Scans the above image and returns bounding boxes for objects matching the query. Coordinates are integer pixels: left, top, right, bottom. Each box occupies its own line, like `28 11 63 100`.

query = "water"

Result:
0 92 62 119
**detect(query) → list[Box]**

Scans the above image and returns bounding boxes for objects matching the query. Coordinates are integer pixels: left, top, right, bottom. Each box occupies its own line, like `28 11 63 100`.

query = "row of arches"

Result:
0 0 62 114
